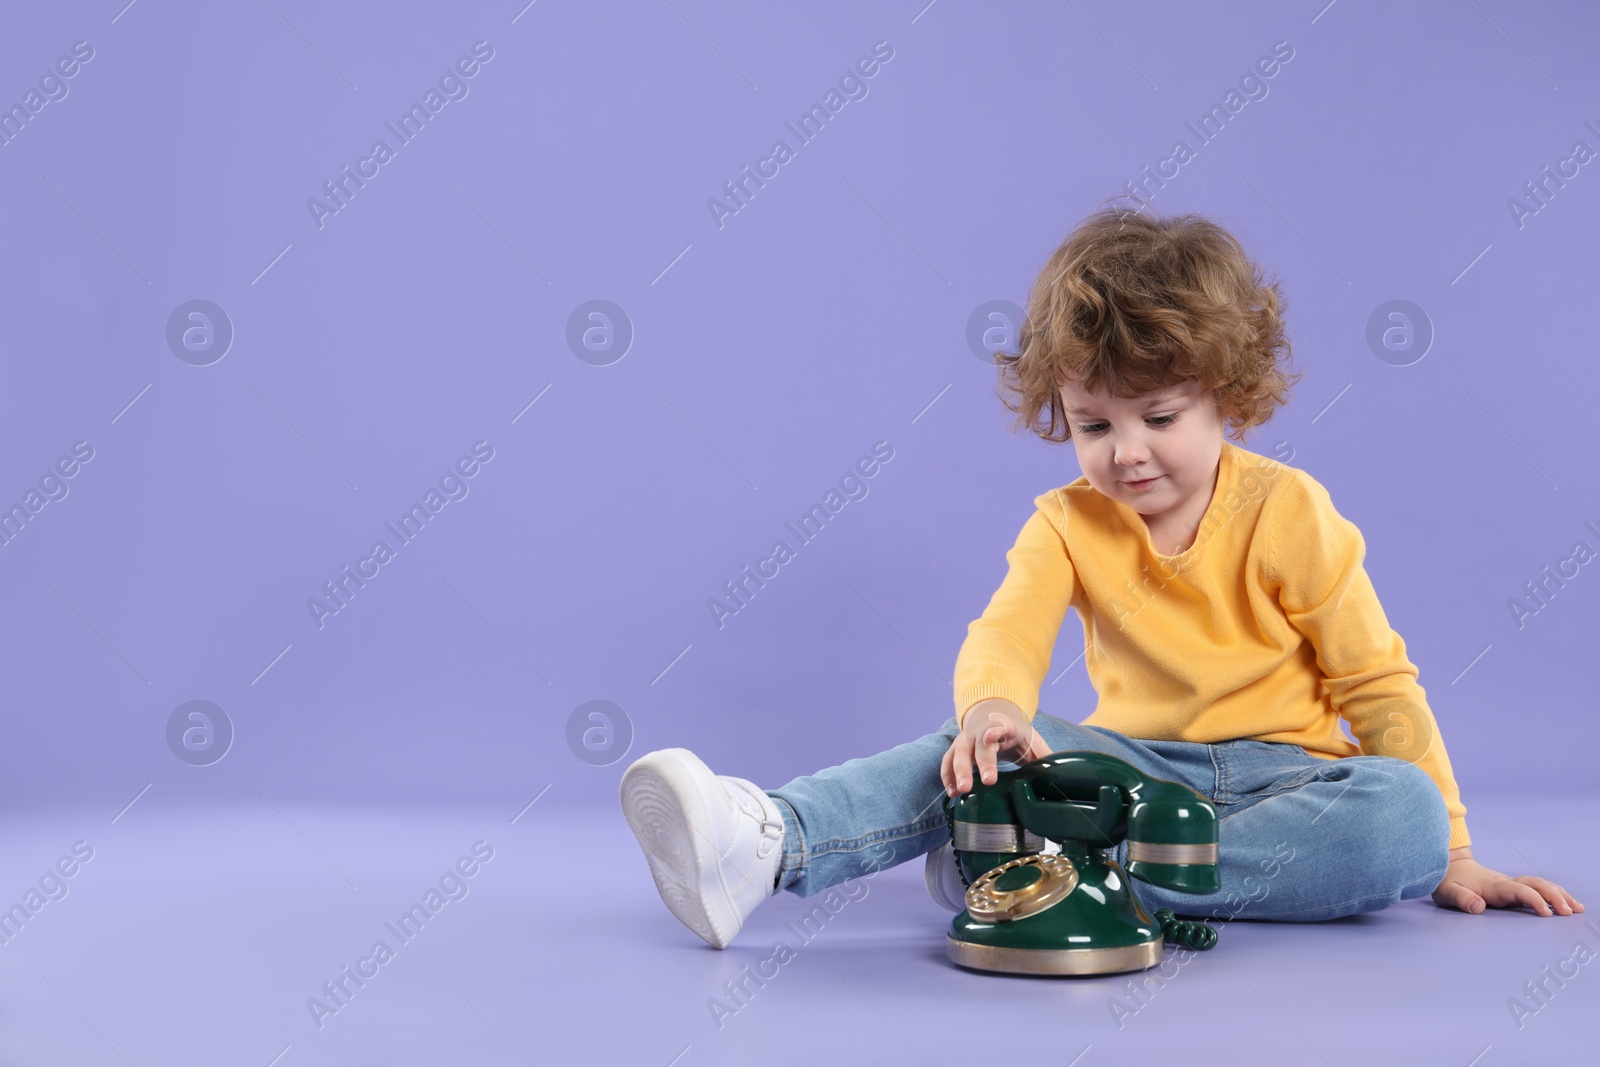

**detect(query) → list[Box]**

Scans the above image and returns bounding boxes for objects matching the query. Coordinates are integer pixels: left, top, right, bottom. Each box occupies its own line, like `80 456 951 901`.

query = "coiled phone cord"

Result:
1153 908 1219 950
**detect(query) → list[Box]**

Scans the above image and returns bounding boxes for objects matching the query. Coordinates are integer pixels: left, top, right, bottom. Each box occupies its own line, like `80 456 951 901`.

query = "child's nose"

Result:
1112 435 1152 466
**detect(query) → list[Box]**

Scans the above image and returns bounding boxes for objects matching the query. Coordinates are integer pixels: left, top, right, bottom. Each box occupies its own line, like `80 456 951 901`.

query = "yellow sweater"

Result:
953 439 1471 850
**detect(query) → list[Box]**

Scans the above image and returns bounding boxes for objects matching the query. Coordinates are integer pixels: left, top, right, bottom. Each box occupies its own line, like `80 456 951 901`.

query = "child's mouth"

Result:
1124 476 1162 491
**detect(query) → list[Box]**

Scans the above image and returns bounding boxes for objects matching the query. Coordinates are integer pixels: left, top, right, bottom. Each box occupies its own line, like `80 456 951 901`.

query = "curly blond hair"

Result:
995 204 1302 444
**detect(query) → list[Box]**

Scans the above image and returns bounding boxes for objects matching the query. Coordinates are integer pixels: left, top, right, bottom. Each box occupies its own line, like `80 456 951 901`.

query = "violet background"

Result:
5 0 1596 816
1 2 1595 1064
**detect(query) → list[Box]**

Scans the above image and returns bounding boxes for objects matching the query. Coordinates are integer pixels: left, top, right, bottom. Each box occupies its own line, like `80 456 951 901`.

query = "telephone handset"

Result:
943 750 1221 976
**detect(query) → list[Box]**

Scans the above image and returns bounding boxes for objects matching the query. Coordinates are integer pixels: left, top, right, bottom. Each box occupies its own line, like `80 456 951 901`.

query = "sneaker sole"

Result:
619 749 741 949
924 845 965 913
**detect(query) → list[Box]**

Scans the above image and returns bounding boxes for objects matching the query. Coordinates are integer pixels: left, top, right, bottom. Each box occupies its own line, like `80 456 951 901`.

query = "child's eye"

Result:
1075 414 1179 436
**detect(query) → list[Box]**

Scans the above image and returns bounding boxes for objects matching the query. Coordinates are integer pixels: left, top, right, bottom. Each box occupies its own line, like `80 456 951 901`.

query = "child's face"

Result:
1058 378 1229 531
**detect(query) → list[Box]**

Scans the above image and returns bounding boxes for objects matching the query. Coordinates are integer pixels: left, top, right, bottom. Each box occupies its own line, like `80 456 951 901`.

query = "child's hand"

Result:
1431 849 1585 916
942 700 1053 797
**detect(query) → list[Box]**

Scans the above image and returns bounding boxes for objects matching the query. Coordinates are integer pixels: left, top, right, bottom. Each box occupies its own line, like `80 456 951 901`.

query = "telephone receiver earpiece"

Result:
1010 751 1220 891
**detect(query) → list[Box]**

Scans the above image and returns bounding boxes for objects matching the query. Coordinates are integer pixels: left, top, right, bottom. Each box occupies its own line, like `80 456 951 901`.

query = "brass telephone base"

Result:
947 934 1162 976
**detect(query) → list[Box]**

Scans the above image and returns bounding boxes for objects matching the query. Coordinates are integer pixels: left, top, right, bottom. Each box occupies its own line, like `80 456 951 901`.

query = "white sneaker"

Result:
619 747 784 949
924 841 968 913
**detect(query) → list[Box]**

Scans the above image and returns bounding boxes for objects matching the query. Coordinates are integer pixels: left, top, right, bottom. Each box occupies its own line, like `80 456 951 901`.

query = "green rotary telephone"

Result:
942 750 1221 976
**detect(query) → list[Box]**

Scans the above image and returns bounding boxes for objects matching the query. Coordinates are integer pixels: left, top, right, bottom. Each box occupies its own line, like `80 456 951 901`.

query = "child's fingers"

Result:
1510 882 1557 916
1434 881 1485 913
1521 877 1582 914
1479 879 1538 913
948 713 1039 795
949 734 976 794
1509 877 1575 916
976 726 1005 785
1533 882 1576 915
940 739 966 796
943 737 968 794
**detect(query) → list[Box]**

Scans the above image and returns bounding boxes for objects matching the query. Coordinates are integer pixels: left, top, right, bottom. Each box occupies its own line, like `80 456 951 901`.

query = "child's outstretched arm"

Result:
1431 846 1584 917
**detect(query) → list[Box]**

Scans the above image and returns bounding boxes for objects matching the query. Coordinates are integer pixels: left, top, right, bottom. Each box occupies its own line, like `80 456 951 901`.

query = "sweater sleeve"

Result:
952 493 1079 729
1264 471 1472 850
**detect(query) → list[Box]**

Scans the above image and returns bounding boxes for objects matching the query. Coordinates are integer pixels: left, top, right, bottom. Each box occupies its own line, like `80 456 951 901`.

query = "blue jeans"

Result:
765 712 1452 922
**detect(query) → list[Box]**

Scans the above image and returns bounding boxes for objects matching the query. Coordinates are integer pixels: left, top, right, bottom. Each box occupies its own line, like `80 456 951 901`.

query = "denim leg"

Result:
766 712 1216 898
766 718 961 898
1134 741 1453 923
1027 717 1220 800
769 716 1451 921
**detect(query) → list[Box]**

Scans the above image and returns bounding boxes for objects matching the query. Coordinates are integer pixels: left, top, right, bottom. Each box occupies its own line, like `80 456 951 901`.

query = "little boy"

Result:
620 207 1582 950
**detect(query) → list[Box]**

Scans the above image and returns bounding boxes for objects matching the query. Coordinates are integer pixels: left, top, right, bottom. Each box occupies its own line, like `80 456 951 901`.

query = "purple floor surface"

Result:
1 792 1592 1065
